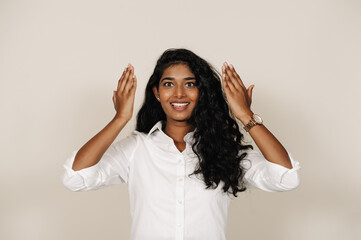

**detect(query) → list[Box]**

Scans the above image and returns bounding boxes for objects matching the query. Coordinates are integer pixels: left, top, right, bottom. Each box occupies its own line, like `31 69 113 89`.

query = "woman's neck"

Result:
163 119 193 144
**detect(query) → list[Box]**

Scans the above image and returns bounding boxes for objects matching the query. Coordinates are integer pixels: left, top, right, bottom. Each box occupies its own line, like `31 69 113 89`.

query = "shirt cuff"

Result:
264 152 301 191
282 153 301 187
242 150 301 192
61 151 100 191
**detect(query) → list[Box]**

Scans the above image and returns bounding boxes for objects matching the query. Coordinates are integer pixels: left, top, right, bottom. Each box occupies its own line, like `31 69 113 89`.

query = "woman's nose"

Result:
175 85 186 97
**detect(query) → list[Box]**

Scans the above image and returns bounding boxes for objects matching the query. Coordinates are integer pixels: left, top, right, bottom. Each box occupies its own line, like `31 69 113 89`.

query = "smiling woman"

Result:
152 64 199 145
61 48 301 240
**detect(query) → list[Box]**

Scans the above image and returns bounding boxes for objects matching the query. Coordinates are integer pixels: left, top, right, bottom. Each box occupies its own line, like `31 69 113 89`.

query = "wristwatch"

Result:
243 114 263 132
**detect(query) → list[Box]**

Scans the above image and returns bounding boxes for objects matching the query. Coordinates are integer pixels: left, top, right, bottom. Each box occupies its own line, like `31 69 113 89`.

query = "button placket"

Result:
175 155 185 240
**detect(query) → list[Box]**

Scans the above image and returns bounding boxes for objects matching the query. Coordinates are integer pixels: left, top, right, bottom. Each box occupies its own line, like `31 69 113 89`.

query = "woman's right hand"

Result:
112 63 137 121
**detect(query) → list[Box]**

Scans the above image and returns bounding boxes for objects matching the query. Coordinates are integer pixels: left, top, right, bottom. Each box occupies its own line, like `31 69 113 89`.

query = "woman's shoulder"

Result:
110 130 143 148
120 129 147 142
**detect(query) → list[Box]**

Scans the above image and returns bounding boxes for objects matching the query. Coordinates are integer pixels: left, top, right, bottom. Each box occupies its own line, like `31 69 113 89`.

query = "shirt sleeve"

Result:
240 149 301 192
61 132 138 192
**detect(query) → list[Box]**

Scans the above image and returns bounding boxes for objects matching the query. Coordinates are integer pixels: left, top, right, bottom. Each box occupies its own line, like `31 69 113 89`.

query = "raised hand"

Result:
112 63 137 121
221 62 254 123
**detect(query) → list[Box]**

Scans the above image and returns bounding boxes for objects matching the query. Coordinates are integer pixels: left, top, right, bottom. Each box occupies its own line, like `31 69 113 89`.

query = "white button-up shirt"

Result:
61 120 301 240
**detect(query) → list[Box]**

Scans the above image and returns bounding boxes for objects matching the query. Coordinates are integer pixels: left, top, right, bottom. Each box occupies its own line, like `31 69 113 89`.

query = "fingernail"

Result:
230 64 234 69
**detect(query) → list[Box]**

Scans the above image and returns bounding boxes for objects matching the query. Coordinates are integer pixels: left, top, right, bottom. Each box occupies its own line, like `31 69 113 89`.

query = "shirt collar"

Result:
146 120 195 144
147 120 164 137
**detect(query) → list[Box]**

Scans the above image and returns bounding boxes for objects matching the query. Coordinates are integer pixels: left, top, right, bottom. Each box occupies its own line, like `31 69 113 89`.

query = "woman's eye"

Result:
186 82 197 87
163 82 173 87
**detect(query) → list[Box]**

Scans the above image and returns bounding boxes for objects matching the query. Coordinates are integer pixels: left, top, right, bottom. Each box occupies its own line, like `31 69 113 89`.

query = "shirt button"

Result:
178 178 183 182
178 199 183 204
177 223 182 227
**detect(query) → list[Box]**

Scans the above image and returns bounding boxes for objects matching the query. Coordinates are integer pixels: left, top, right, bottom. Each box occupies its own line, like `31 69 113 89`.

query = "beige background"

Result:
1 0 360 239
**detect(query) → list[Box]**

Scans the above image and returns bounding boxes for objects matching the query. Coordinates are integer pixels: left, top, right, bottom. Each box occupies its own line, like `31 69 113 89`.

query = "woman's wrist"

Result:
236 111 254 125
111 115 129 127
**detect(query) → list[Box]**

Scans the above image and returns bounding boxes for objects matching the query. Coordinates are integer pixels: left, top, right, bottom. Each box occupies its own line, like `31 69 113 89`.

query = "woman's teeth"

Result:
171 103 189 107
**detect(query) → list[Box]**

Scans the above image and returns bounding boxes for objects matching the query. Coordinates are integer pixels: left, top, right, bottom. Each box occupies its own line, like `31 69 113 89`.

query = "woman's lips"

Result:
171 102 190 111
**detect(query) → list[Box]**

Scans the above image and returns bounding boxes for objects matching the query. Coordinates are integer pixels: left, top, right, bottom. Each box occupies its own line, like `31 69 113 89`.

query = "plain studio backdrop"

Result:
1 0 360 239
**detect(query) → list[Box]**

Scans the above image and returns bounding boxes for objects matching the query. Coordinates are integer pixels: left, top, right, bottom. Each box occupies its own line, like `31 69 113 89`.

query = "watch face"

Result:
253 114 263 124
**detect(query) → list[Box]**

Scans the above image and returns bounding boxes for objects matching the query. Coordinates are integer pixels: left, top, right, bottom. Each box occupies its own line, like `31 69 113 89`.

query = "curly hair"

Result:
136 48 253 197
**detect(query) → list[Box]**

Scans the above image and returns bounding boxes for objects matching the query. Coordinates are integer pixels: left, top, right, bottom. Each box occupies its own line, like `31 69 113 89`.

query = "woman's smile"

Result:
170 102 190 111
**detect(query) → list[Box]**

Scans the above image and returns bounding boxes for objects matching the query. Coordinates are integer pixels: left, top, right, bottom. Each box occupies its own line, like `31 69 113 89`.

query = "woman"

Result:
62 48 300 240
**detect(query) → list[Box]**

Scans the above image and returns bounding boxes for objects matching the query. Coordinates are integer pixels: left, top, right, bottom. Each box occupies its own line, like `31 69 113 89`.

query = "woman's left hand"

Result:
221 62 254 123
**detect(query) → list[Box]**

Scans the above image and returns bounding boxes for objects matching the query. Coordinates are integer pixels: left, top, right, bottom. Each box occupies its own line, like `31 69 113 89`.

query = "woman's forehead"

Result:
162 64 195 78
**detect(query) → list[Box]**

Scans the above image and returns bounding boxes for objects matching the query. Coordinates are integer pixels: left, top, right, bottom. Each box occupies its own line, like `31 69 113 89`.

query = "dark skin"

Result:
72 62 292 171
152 64 199 152
221 62 292 169
71 64 136 170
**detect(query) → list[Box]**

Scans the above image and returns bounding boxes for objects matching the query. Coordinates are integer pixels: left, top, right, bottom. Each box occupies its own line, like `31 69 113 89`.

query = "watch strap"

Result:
243 119 257 132
243 114 263 132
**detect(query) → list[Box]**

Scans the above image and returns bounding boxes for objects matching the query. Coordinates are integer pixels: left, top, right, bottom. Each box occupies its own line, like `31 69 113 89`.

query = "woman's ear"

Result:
152 86 160 101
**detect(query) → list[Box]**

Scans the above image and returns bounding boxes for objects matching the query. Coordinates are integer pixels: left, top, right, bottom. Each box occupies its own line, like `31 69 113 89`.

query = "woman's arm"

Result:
72 64 137 171
221 62 292 169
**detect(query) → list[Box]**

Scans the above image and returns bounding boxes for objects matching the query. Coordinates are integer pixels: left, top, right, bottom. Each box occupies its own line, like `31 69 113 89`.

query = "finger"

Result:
221 64 226 74
225 71 237 93
222 75 232 98
223 62 237 92
124 67 135 93
228 64 246 89
224 63 240 90
247 85 255 104
120 64 133 92
112 91 116 108
220 68 233 101
130 75 137 94
117 66 128 91
221 64 225 80
119 64 132 91
221 65 227 86
221 66 229 90
227 64 245 89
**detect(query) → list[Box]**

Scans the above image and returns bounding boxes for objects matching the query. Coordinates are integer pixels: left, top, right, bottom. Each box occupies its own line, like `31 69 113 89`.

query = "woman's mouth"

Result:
170 102 190 111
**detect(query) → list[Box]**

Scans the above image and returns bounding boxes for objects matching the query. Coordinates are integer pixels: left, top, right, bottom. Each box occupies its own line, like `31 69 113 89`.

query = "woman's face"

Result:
153 63 199 123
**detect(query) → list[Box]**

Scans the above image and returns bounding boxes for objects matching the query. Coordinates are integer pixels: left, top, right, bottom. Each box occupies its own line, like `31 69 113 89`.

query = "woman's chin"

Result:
167 114 193 123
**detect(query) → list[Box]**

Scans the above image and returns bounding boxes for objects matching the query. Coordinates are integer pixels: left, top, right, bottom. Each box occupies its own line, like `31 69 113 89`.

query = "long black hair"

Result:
136 48 252 197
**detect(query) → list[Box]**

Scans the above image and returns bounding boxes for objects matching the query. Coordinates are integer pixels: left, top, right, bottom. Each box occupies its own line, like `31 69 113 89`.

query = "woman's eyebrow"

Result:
160 77 196 82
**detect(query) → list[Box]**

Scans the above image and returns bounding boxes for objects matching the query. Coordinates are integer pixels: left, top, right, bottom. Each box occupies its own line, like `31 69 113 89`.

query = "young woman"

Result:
62 48 300 240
